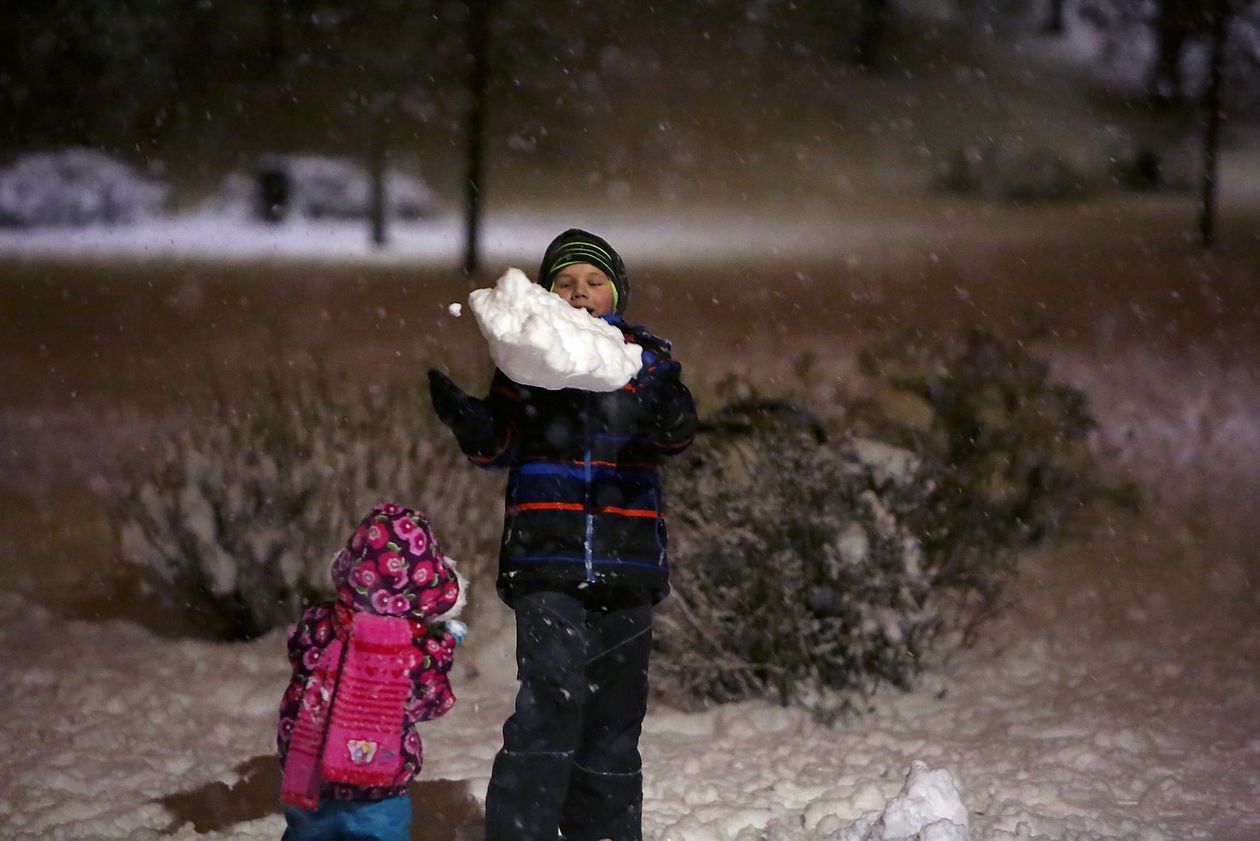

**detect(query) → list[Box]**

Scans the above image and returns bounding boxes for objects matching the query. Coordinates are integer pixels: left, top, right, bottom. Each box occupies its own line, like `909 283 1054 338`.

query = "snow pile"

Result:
826 762 969 841
205 155 437 222
468 268 642 391
0 148 168 228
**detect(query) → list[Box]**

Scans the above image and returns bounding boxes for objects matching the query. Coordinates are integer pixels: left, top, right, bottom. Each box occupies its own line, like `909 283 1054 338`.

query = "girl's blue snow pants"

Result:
282 794 411 841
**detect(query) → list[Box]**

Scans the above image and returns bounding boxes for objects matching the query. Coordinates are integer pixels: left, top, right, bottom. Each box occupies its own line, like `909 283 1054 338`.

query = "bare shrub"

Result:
857 329 1111 561
112 371 502 639
933 141 1091 202
654 330 1110 715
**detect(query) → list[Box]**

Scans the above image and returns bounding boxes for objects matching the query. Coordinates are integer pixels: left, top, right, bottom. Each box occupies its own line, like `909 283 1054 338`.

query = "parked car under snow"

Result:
0 148 169 228
251 154 438 223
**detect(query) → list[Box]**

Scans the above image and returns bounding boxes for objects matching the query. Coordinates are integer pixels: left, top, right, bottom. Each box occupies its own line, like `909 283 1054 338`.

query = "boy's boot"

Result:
559 765 643 841
484 751 574 841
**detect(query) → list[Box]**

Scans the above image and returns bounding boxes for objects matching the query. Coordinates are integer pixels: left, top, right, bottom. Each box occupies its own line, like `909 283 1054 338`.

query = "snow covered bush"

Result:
856 329 1106 562
205 154 438 223
655 330 1106 715
933 141 1090 202
656 414 938 714
113 372 501 639
0 148 168 227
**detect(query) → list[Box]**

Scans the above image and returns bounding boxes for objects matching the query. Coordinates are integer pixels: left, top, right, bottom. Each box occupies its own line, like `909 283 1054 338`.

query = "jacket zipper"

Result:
582 391 595 582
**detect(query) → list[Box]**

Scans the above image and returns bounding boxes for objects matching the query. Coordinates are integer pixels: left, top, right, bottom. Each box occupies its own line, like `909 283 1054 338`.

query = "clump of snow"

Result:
829 762 969 841
468 268 642 391
448 302 463 317
848 438 920 488
0 148 168 228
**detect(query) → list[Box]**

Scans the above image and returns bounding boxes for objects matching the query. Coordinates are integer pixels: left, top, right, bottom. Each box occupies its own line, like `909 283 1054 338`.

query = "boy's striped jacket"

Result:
444 318 696 604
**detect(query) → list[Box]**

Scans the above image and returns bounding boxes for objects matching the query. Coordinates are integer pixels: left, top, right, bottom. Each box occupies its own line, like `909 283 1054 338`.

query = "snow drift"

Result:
0 148 168 228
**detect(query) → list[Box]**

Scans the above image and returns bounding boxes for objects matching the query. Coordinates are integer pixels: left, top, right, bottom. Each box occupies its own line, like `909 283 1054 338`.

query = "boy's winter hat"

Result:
330 502 460 621
536 228 629 314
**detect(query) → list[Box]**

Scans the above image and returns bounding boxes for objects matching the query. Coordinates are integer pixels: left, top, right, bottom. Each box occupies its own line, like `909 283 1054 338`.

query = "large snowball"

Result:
469 267 643 391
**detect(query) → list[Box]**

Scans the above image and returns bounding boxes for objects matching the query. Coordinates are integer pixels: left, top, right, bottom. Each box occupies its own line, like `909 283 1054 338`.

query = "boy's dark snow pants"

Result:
484 586 654 841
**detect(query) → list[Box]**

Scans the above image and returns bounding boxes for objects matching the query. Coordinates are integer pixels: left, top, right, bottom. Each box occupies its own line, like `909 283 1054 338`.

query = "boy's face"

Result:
550 263 615 317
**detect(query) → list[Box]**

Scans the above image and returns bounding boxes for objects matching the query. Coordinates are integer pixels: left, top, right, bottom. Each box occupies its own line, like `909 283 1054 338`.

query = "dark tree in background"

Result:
1148 0 1210 106
4 0 1256 257
274 0 594 266
262 0 291 75
1081 0 1260 108
0 0 221 149
1200 0 1230 249
0 0 588 265
1081 0 1260 247
276 1 460 248
455 0 619 273
1044 0 1068 33
463 0 492 276
855 0 894 70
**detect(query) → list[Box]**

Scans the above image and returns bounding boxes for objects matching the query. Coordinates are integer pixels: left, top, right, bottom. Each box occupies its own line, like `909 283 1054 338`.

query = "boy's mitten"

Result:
634 360 697 447
429 369 501 454
427 368 490 428
428 369 472 426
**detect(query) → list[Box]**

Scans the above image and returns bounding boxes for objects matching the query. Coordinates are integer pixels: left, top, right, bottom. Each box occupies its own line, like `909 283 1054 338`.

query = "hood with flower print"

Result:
330 502 462 622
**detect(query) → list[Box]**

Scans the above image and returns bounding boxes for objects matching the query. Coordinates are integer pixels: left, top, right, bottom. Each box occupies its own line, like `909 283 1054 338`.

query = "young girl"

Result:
277 502 465 841
428 228 697 841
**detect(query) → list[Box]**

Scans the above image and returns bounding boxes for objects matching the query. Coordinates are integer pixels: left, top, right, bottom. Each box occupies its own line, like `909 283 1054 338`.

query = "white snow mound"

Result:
469 267 643 391
830 762 970 841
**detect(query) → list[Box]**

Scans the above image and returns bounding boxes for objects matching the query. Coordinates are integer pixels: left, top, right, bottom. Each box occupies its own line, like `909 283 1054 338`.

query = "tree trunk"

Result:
369 109 388 248
1198 0 1228 250
264 0 286 74
1147 0 1203 107
1043 0 1067 35
855 0 892 71
463 0 492 276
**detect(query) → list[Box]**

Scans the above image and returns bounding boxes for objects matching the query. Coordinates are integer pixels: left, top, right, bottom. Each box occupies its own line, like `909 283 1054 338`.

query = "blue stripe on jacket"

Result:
518 463 656 481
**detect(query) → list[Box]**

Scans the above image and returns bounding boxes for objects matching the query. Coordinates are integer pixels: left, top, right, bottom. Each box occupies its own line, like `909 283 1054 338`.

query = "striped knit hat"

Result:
536 228 629 314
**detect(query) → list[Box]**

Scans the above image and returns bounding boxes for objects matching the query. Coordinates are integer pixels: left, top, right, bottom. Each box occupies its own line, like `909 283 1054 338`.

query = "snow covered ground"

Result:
1 513 1256 841
1 336 1257 839
9 170 1148 272
0 207 918 268
1 192 1257 841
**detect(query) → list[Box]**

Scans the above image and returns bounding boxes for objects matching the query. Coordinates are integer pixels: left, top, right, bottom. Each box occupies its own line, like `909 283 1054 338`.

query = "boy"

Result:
429 228 697 841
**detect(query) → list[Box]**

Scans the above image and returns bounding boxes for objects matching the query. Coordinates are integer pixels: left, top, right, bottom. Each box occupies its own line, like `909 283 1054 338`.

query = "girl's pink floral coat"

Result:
277 503 463 802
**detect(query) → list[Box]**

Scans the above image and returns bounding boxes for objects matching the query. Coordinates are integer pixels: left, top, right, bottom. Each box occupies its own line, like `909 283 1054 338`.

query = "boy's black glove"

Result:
634 360 697 447
428 369 478 428
429 369 501 456
635 360 681 409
